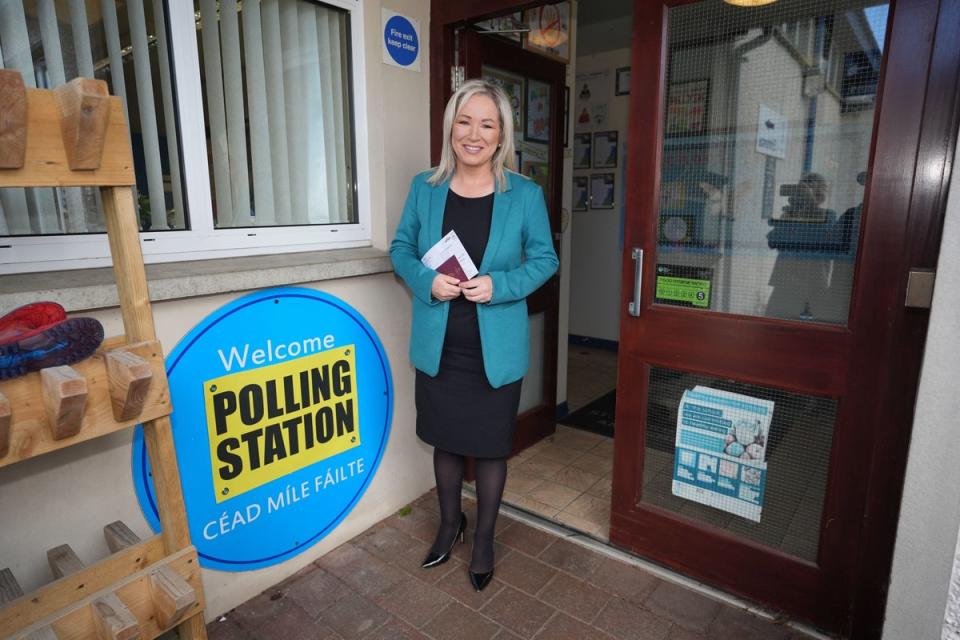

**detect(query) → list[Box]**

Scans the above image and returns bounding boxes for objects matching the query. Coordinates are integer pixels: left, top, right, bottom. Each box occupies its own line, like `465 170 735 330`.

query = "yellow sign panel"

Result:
205 346 360 503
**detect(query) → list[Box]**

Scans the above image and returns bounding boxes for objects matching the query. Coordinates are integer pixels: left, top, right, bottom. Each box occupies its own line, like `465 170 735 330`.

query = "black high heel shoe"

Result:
420 512 466 569
468 568 494 592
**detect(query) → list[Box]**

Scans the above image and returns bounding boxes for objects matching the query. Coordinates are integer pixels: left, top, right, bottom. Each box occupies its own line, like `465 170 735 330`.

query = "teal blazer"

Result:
390 170 559 388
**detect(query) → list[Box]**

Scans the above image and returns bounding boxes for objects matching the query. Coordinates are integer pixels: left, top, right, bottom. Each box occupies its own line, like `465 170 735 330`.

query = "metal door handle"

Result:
628 248 643 317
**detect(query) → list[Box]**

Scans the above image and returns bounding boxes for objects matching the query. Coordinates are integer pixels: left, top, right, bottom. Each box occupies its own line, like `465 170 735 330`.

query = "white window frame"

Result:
1 0 371 275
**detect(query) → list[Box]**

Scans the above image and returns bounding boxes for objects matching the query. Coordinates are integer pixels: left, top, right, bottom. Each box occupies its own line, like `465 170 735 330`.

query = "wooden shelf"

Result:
0 339 170 469
0 71 207 639
0 540 203 640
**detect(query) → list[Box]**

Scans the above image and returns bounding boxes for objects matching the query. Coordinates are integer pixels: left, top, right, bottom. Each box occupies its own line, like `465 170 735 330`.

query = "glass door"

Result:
612 0 940 631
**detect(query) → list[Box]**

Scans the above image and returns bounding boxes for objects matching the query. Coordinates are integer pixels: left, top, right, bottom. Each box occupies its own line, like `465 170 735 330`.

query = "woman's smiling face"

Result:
452 94 501 171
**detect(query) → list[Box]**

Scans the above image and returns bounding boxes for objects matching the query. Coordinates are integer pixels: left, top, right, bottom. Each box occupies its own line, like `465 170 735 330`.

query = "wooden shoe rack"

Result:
0 72 207 639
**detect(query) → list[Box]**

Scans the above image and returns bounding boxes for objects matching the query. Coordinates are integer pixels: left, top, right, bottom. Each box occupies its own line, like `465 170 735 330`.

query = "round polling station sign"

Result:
132 287 393 571
382 12 419 68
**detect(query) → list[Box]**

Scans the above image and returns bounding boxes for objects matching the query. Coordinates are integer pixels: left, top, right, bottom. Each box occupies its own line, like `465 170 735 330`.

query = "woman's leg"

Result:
471 456 507 573
429 447 465 555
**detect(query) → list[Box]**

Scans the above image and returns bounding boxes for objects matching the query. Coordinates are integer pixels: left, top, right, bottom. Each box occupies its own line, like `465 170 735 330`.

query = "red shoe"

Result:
0 301 67 344
0 317 104 380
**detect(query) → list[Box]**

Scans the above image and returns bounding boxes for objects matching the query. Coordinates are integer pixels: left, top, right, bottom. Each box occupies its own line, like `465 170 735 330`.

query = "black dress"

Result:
415 190 524 458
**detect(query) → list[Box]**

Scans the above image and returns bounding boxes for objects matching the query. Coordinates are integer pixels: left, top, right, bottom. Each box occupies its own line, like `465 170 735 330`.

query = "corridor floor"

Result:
206 489 814 640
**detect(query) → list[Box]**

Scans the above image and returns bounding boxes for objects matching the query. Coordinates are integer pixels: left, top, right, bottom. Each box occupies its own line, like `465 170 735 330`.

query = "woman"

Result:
390 79 559 591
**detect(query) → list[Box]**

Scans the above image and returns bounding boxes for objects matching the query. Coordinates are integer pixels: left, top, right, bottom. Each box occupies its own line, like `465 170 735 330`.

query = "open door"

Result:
611 0 953 634
461 28 565 453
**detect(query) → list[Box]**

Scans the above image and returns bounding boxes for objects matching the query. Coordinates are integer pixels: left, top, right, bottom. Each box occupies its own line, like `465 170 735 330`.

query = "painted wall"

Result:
0 0 433 621
882 118 960 638
567 47 630 343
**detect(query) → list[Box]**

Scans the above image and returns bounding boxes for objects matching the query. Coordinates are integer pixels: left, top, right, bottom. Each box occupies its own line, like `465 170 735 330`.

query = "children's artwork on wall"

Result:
574 133 591 169
590 173 615 209
665 80 710 136
593 131 618 169
525 79 551 143
573 176 589 211
522 160 549 192
574 70 611 129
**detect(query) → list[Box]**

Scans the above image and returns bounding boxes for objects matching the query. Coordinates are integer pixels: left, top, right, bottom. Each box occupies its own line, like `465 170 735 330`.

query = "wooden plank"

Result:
0 568 24 603
0 340 170 469
40 367 88 441
102 522 195 629
101 187 156 344
11 547 204 640
22 625 60 639
52 78 111 171
0 88 133 188
0 536 164 633
105 350 153 422
148 567 195 629
90 598 140 640
46 545 139 640
46 545 85 580
0 391 10 458
142 417 193 554
103 522 141 554
0 570 59 639
0 70 27 169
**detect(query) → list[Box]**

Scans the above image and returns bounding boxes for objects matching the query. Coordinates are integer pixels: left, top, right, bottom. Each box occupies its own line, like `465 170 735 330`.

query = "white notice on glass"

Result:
421 230 479 281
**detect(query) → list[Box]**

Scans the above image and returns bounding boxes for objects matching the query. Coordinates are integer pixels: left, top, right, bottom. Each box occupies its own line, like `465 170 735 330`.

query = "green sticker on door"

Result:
655 265 713 309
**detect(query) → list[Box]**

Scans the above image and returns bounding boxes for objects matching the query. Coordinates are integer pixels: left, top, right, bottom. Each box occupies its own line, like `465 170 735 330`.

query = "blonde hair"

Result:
428 79 516 192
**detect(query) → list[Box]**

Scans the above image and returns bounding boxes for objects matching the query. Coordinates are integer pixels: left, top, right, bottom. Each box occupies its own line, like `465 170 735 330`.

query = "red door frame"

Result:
430 4 565 457
430 0 960 636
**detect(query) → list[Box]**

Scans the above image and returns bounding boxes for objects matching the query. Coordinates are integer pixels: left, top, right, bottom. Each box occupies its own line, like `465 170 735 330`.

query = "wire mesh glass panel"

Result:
655 0 889 324
641 366 835 562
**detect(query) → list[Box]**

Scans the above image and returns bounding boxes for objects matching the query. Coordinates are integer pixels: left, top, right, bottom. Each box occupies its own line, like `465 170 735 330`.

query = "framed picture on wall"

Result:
590 173 615 209
574 133 591 169
525 79 551 143
593 131 618 168
665 79 710 136
522 3 571 63
615 67 631 96
484 67 524 133
573 176 589 211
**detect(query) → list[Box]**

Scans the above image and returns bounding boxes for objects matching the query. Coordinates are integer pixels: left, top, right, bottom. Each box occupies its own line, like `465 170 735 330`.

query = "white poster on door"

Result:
671 386 774 522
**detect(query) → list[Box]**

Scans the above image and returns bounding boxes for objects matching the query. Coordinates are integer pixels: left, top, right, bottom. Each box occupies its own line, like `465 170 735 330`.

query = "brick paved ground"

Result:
206 489 814 640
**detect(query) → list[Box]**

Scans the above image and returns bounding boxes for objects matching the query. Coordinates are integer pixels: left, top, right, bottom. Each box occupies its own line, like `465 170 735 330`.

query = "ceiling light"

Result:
723 0 778 6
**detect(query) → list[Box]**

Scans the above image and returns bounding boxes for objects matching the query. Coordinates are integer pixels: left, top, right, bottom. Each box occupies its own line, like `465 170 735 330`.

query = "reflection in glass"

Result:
656 0 888 325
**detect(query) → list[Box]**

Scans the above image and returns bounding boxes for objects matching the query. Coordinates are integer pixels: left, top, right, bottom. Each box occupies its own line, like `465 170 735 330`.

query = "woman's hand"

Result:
460 275 493 304
431 274 462 301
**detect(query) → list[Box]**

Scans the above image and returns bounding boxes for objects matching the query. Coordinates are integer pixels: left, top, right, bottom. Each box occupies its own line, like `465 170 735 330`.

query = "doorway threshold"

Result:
464 484 834 640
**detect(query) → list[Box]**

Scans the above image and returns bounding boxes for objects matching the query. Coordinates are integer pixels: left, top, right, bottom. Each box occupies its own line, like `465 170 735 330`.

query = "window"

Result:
0 0 368 274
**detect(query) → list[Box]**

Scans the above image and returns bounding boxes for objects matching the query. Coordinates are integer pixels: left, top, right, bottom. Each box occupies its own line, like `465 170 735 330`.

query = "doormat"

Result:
560 390 616 437
560 391 677 452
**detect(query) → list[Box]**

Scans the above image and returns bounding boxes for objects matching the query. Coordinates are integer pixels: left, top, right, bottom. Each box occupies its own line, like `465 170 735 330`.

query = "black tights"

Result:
430 448 507 573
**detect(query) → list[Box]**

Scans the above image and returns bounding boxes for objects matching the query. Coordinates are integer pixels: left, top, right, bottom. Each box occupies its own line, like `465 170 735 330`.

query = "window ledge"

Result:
0 247 394 313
